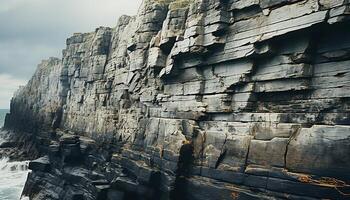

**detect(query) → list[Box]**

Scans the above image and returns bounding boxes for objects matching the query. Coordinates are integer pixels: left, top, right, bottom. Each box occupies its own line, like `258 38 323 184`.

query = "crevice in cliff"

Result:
243 137 252 171
284 126 302 169
215 149 227 169
160 37 176 54
170 142 193 200
52 108 63 129
148 171 162 200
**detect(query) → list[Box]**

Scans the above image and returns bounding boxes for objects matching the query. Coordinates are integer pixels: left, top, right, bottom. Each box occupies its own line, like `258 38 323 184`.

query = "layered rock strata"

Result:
4 0 350 199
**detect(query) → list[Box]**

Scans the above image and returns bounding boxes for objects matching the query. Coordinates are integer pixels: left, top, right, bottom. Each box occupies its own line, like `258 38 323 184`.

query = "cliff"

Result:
4 0 350 199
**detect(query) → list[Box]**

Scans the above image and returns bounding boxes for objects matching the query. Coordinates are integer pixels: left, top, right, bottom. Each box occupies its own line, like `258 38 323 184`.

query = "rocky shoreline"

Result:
0 129 38 162
4 0 350 199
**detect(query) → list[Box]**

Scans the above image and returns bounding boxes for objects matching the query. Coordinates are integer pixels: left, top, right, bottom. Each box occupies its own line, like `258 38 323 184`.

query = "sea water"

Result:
0 158 29 200
0 109 30 200
0 109 8 129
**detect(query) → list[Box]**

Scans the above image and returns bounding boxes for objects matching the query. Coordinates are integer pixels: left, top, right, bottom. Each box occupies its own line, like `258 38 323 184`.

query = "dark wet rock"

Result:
106 190 124 200
29 156 51 172
59 134 80 145
0 141 17 148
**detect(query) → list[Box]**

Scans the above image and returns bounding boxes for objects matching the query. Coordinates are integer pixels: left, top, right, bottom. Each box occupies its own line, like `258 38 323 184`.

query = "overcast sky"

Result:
0 0 142 108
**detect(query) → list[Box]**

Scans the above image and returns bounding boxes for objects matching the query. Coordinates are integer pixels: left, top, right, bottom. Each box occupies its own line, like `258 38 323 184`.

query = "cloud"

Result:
0 41 59 79
0 74 27 108
0 0 142 108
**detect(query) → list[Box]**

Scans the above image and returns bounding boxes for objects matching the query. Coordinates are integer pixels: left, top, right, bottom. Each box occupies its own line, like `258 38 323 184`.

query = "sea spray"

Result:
0 157 30 200
0 127 31 200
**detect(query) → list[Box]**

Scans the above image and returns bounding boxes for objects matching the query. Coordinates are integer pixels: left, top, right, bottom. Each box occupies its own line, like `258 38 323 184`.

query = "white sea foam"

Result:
0 157 30 200
0 112 30 199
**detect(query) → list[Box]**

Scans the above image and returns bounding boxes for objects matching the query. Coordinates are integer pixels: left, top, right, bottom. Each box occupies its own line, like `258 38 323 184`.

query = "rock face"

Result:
4 0 350 199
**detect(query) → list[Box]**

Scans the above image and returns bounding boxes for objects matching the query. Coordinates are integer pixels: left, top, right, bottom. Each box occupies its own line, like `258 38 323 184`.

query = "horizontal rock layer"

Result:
4 0 350 199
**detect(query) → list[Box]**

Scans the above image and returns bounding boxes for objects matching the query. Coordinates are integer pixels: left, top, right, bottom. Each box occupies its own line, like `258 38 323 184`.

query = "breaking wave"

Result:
0 155 30 200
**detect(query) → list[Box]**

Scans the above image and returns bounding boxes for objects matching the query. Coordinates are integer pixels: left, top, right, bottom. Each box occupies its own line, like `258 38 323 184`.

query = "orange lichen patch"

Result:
297 174 313 183
182 139 191 145
317 177 348 187
297 175 350 196
298 175 347 187
231 191 239 199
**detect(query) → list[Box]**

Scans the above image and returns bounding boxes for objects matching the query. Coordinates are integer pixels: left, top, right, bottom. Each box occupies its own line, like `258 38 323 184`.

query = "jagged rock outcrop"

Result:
4 0 350 199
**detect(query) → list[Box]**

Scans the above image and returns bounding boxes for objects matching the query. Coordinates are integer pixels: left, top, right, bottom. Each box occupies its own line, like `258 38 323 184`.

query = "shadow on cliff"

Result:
170 142 194 200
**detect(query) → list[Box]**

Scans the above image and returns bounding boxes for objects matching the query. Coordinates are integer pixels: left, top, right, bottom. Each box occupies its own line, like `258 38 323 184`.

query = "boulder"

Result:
29 156 51 172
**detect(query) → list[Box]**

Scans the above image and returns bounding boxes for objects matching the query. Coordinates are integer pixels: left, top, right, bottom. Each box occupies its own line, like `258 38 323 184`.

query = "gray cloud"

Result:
0 0 142 108
0 74 27 109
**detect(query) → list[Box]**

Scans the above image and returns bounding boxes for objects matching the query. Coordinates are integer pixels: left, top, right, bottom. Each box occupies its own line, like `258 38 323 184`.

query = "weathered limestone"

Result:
4 0 350 199
287 125 350 179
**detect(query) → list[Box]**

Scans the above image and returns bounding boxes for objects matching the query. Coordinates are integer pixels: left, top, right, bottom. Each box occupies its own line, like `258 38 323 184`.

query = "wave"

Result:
0 157 30 200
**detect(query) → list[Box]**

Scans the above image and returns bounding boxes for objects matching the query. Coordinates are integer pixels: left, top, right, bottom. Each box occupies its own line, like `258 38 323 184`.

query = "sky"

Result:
0 0 142 108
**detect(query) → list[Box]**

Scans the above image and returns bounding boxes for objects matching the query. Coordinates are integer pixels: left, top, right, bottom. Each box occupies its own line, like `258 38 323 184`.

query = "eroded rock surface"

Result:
4 0 350 199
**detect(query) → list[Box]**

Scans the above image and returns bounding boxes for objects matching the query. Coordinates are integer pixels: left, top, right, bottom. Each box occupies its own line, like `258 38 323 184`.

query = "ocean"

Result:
0 109 29 200
0 109 9 128
0 158 29 200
